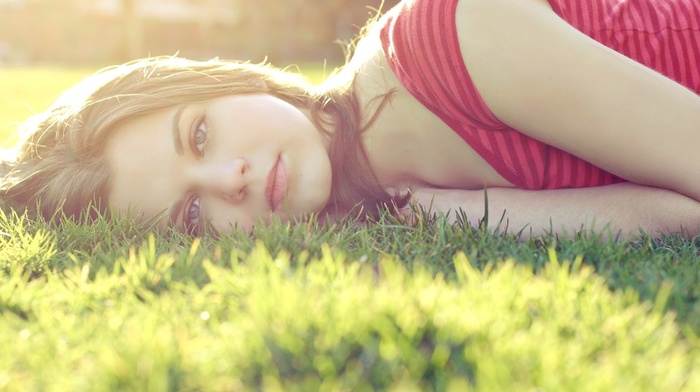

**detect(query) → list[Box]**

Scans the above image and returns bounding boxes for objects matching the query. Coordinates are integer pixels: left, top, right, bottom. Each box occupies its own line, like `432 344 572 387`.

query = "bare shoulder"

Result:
346 13 516 190
454 0 700 201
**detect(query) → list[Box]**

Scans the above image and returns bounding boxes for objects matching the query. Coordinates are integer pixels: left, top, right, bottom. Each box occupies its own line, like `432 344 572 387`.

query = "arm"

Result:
408 183 700 239
457 0 700 201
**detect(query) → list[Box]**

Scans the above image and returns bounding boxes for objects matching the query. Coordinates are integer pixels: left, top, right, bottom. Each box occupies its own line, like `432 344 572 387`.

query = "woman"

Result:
2 0 700 238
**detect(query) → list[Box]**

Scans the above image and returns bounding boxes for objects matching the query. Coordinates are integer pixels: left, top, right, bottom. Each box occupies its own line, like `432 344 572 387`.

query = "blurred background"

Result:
0 0 401 66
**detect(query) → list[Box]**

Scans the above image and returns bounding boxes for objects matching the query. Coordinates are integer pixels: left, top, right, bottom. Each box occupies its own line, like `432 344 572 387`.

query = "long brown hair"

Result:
0 56 406 224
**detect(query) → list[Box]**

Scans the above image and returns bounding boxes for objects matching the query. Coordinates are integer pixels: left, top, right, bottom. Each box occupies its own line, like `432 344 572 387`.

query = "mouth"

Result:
265 155 288 212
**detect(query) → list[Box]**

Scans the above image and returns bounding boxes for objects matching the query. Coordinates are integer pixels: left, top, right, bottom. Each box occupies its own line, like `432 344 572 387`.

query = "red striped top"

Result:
379 0 700 189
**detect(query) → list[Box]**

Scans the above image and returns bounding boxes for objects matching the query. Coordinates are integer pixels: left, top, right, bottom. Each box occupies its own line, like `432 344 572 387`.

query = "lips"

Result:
265 156 288 212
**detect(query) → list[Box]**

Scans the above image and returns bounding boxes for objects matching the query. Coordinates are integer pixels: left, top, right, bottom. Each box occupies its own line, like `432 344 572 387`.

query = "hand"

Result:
391 187 487 227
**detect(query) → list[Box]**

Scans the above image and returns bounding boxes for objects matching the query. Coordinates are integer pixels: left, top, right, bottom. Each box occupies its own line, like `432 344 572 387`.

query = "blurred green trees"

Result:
0 0 401 65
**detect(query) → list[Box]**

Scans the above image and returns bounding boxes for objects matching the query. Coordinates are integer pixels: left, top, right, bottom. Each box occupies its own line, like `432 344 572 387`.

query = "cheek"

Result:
207 212 255 233
203 196 267 233
295 158 332 210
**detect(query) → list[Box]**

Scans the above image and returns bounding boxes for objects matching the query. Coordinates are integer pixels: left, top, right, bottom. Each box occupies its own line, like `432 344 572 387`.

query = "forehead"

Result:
105 106 181 223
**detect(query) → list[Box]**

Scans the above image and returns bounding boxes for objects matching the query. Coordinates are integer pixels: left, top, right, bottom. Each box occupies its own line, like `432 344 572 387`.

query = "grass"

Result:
1 67 699 390
0 68 91 148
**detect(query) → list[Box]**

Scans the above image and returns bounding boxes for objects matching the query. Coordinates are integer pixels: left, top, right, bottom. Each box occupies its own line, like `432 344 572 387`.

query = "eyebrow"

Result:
172 105 185 155
169 105 187 226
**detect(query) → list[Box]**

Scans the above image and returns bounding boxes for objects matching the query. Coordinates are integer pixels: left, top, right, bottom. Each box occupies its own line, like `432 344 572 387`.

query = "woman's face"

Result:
105 94 333 233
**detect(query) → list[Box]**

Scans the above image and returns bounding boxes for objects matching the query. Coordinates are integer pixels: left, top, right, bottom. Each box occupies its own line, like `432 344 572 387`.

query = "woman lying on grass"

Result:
2 0 700 239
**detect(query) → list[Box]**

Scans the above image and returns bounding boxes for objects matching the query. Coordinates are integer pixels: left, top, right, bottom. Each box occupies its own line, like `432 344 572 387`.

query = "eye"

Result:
184 195 201 231
191 115 208 157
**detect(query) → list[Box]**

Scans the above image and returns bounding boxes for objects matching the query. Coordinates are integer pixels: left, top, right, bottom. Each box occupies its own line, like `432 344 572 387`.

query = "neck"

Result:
351 42 427 190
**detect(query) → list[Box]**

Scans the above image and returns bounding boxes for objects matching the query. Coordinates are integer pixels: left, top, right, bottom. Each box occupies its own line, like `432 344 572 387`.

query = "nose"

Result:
191 158 249 202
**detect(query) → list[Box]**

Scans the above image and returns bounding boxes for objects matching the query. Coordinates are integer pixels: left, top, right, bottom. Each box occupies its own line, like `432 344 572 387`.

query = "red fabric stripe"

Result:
380 0 699 190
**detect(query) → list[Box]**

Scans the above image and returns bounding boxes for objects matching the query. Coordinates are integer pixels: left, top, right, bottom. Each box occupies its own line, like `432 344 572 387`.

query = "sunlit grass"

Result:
0 68 91 147
1 230 698 390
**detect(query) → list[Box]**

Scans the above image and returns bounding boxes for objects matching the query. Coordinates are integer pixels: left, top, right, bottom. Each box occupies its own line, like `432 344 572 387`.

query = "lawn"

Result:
1 66 699 390
0 68 91 148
